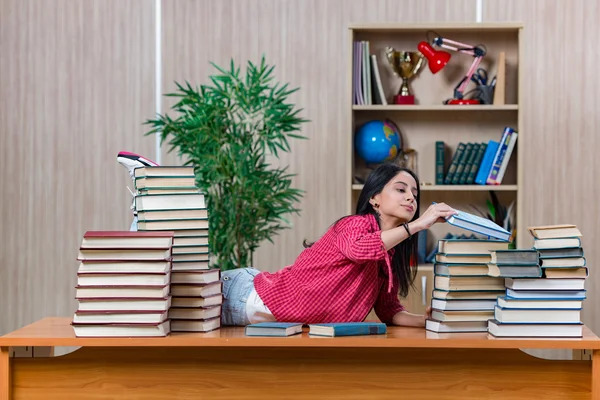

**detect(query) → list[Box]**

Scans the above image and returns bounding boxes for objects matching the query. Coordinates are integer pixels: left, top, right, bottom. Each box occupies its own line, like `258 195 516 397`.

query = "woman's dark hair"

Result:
303 163 420 297
354 163 420 297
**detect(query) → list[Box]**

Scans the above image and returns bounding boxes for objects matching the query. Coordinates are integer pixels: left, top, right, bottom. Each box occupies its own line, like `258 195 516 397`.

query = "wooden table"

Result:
1 317 599 399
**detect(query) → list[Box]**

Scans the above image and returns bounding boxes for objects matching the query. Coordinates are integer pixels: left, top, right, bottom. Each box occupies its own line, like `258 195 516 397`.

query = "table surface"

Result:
1 317 599 349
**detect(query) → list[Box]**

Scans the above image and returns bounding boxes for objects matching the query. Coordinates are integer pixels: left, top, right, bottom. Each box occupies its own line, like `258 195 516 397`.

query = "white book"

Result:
494 132 518 184
494 306 581 324
135 193 206 211
497 296 582 310
72 321 170 337
170 317 221 332
505 278 585 291
77 297 171 312
73 311 168 325
443 207 511 241
426 319 488 333
77 273 170 287
488 319 583 338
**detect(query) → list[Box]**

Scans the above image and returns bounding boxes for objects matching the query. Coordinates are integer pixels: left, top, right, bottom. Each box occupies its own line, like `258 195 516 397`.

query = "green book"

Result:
435 141 446 185
451 142 473 184
444 143 466 184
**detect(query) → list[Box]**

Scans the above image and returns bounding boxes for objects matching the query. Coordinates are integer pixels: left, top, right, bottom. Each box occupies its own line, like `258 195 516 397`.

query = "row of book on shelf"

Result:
72 166 222 337
436 126 518 186
425 223 587 337
353 40 387 105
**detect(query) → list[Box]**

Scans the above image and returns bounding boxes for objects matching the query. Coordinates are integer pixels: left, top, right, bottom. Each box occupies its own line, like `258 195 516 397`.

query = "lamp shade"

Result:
417 41 451 74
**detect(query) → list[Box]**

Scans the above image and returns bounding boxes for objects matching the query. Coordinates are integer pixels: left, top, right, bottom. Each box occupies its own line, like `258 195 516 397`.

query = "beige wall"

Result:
1 0 598 341
0 0 156 333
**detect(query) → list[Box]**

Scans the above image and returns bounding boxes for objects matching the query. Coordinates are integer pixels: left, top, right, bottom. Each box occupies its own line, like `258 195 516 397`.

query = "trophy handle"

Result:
384 46 395 66
413 54 425 75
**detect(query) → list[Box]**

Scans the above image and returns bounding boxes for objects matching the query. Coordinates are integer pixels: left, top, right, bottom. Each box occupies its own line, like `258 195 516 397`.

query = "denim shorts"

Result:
221 267 261 326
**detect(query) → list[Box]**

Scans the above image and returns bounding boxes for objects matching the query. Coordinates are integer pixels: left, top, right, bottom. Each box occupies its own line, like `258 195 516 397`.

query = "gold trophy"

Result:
385 47 425 104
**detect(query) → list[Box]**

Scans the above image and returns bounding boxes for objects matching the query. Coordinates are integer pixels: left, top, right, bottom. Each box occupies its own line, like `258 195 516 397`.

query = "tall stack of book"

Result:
425 238 509 333
133 166 222 333
488 224 587 338
72 231 174 337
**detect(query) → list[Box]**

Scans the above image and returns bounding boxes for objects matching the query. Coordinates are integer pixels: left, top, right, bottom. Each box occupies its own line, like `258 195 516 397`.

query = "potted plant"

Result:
144 57 308 271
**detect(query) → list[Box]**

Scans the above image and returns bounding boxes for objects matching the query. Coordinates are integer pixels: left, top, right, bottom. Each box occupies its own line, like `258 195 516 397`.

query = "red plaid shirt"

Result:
253 214 405 324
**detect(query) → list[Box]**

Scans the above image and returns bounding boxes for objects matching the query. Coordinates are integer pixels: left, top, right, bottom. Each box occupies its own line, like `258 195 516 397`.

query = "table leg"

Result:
0 347 10 400
593 349 600 400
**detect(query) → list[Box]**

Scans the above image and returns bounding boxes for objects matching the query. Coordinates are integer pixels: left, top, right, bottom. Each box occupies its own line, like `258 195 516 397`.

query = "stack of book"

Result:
72 231 174 337
133 166 222 333
488 224 586 338
425 238 509 333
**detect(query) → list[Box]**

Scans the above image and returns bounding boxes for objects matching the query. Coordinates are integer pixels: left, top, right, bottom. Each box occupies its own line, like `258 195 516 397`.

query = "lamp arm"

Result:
435 37 486 99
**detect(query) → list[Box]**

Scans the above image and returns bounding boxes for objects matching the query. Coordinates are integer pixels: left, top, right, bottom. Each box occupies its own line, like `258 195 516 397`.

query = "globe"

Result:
354 120 402 164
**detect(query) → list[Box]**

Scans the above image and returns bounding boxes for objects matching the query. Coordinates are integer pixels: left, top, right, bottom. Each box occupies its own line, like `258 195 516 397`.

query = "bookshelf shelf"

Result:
349 22 523 249
351 184 519 192
352 105 519 111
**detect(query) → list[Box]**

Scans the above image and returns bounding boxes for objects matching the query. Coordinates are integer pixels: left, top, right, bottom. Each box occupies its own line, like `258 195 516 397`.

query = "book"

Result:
308 322 386 337
442 207 511 241
431 298 497 311
494 306 581 324
474 140 499 185
488 319 583 338
426 319 488 333
170 317 221 332
245 322 304 337
497 296 583 310
79 231 175 249
71 321 171 337
505 278 585 291
528 224 582 239
437 238 509 254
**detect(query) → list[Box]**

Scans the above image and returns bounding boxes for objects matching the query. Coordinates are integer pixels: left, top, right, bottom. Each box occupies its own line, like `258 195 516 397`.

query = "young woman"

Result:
220 163 458 327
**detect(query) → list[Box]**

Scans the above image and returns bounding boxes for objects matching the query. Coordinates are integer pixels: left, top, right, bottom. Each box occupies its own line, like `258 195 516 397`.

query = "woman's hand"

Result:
393 307 433 328
414 202 458 231
423 306 432 324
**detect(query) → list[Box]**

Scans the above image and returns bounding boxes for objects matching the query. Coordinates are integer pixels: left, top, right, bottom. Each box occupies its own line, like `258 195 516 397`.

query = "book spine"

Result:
435 141 445 185
444 143 466 184
475 140 499 185
486 127 515 184
459 143 481 184
466 142 487 184
451 143 473 184
493 132 518 184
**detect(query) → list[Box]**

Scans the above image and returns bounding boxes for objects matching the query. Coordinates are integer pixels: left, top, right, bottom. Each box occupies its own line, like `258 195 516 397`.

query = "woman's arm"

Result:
391 306 432 328
380 203 457 251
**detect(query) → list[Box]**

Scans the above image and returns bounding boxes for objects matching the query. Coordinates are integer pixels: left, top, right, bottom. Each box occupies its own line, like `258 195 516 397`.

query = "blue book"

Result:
444 208 511 241
308 322 386 337
244 322 303 337
474 140 499 185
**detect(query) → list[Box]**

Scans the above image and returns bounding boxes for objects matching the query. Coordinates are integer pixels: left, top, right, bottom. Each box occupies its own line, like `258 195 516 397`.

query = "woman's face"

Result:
371 171 418 223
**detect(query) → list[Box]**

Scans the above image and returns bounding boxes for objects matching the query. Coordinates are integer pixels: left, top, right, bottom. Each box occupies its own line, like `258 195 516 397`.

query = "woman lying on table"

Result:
220 163 457 327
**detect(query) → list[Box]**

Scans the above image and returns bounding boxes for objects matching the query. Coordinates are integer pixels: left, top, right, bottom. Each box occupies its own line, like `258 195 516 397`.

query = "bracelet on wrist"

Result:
402 222 412 239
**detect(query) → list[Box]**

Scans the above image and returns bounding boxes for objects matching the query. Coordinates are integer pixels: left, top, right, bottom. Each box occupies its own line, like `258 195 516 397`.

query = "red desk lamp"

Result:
417 31 487 105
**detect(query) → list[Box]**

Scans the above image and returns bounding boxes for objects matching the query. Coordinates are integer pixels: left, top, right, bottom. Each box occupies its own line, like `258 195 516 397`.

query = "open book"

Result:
444 207 511 241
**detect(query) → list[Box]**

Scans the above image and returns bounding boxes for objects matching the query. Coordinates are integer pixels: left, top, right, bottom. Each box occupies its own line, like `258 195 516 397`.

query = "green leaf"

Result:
143 57 309 270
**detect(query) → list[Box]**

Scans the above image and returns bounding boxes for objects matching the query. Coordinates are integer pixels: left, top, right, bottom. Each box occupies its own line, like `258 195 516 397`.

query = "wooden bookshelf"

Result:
348 22 523 248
